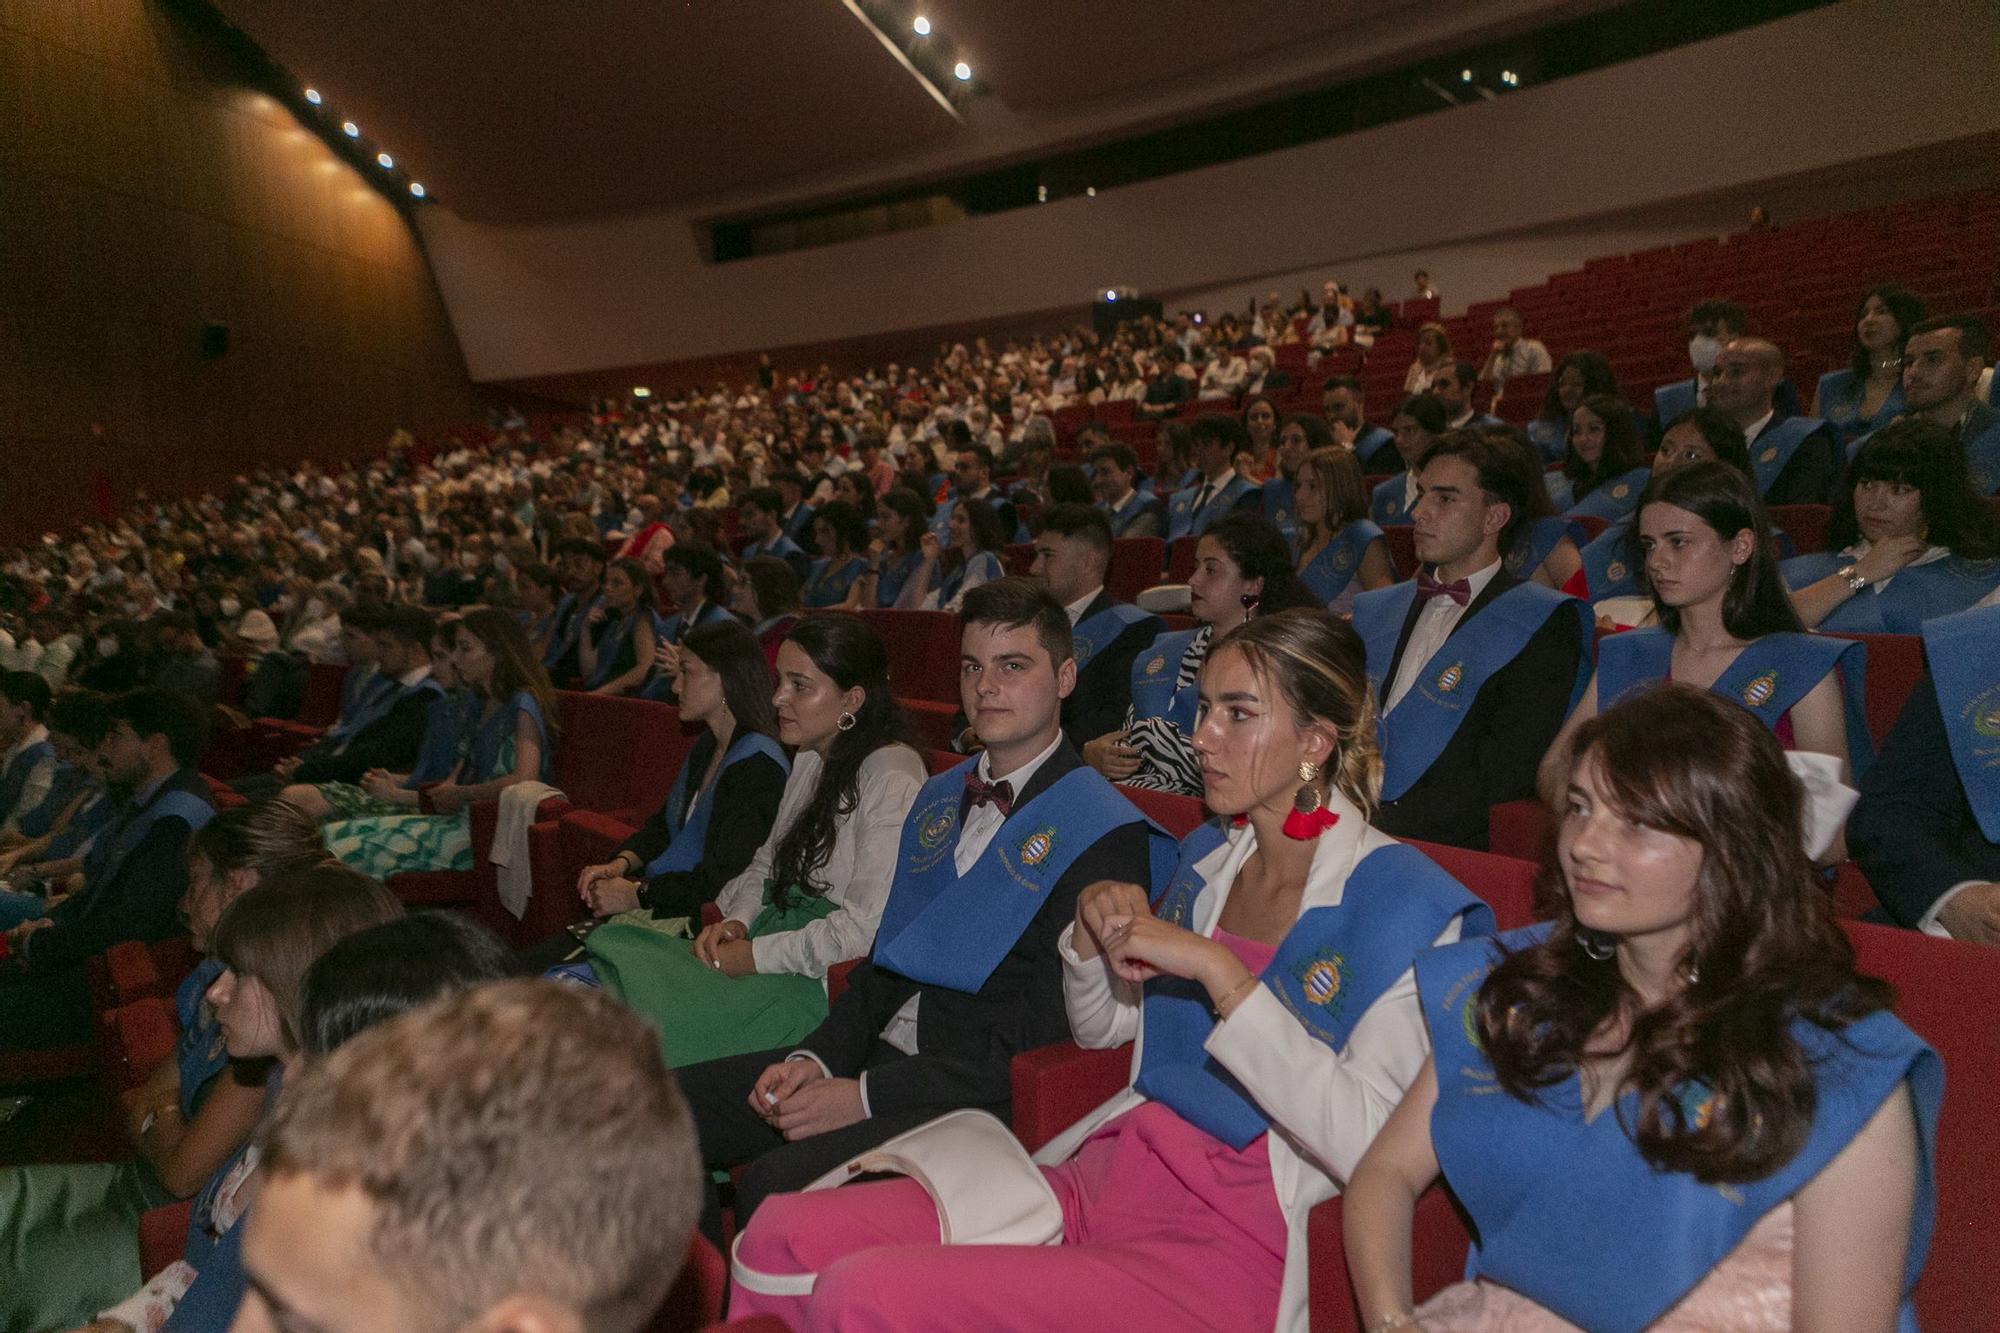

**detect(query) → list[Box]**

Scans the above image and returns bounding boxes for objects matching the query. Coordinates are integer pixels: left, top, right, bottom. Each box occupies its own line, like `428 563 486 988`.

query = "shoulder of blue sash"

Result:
1349 842 1496 939
1343 518 1386 549
1136 626 1201 667
1415 923 1549 1024
1817 368 1856 398
151 788 216 832
915 756 978 803
1921 601 2000 657
509 690 549 742
1082 601 1157 633
725 730 790 773
807 557 829 578
1599 625 1672 667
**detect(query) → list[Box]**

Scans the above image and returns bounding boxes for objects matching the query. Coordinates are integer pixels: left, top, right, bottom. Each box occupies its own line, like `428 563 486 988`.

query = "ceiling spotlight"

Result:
303 87 322 105
1036 184 1048 202
1086 187 1097 197
341 120 360 138
632 386 653 399
376 152 394 169
912 15 931 35
1501 70 1518 86
953 61 971 81
1460 69 1473 82
1104 290 1118 302
408 182 426 198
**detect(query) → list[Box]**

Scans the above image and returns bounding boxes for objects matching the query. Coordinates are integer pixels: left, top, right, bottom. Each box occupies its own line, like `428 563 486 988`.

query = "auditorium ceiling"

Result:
210 0 1606 226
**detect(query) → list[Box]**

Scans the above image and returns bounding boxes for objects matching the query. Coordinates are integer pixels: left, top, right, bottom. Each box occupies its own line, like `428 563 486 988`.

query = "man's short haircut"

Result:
740 486 785 520
0 670 52 722
961 576 1075 667
1908 314 1992 364
1188 413 1250 452
1320 374 1363 396
376 605 437 652
1687 299 1748 333
258 980 702 1333
1394 394 1449 434
1448 359 1480 389
106 687 210 767
1036 503 1113 559
552 537 609 564
1086 442 1139 477
660 543 728 602
48 689 111 747
1416 428 1535 553
958 442 995 474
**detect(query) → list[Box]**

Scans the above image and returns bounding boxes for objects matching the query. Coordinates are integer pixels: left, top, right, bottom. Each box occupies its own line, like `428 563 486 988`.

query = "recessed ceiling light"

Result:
409 182 426 198
1086 187 1097 197
376 152 394 169
303 87 322 105
341 121 360 138
1460 69 1473 82
912 15 931 35
953 61 971 81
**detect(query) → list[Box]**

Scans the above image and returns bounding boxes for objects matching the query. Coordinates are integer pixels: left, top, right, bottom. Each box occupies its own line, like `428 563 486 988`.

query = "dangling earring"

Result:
1577 928 1616 961
1239 592 1261 623
1683 956 1701 987
835 711 857 732
1282 759 1340 840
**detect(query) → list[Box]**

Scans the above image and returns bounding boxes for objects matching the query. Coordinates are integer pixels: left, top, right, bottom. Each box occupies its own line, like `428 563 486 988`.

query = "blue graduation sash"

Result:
1128 627 1204 737
1355 582 1591 802
173 958 229 1117
802 555 867 608
1262 476 1297 546
933 551 1000 607
1596 628 1873 774
543 592 603 669
871 762 1173 992
0 738 54 823
326 670 393 743
926 496 955 544
46 789 111 860
1526 417 1567 464
1071 602 1160 675
83 779 215 890
645 732 788 876
406 690 474 787
1105 490 1156 538
741 534 806 566
1818 370 1905 444
584 610 646 689
1749 416 1829 497
1135 828 1493 1149
1563 466 1651 523
1418 927 1941 1333
1167 474 1259 541
784 503 818 542
467 692 549 783
1653 378 1698 426
1299 521 1384 606
1965 414 2000 495
1353 424 1398 472
334 675 443 754
1504 516 1586 581
1922 605 2000 842
1783 553 2000 636
658 599 730 645
1369 474 1412 527
875 548 924 606
1581 520 1639 600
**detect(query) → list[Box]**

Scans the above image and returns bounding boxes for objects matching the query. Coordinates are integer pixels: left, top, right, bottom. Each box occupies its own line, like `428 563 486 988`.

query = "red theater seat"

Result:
1769 503 1832 555
1826 631 1924 748
856 609 960 705
1109 537 1167 600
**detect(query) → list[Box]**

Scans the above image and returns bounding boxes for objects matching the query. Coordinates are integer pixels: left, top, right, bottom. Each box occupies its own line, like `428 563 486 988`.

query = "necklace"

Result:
1873 356 1901 374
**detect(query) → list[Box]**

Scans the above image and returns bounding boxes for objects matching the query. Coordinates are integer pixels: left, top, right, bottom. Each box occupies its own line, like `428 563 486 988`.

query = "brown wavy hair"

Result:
1476 685 1889 1183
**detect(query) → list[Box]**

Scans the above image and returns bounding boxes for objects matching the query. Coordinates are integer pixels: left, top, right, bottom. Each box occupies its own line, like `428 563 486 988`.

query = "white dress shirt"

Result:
1742 408 1776 445
1383 559 1503 714
1064 587 1105 625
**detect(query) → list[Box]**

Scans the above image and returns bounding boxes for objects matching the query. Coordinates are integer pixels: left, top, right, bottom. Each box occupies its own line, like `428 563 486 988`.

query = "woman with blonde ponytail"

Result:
729 610 1495 1333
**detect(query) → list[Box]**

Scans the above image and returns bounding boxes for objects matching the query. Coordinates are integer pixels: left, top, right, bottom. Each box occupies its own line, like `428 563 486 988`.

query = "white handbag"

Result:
729 1108 1064 1297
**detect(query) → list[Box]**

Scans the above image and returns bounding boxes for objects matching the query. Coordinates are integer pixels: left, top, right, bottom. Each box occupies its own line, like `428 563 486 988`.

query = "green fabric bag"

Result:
1 1161 145 1333
586 884 836 1069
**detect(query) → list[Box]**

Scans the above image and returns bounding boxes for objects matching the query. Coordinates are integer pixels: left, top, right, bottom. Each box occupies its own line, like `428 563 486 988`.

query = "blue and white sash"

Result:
1782 552 2000 635
1299 521 1385 608
1923 605 2000 842
1106 490 1158 538
1505 516 1587 582
1262 476 1297 546
1420 927 1940 1333
876 548 925 606
1563 466 1651 524
646 732 789 876
1167 474 1259 541
83 778 214 889
1136 827 1492 1148
1370 474 1413 527
1071 603 1160 675
802 556 868 609
872 762 1172 992
1353 424 1398 472
1581 520 1640 601
1128 627 1205 737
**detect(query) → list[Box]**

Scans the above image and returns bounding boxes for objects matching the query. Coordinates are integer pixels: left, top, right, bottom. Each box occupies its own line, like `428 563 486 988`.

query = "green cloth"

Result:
0 1161 145 1333
586 885 836 1068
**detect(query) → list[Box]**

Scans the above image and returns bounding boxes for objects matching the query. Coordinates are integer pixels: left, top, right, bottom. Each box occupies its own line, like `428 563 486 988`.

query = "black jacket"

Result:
293 681 438 786
1849 669 2000 928
621 730 790 919
1372 570 1584 850
1756 414 1843 507
799 741 1155 1118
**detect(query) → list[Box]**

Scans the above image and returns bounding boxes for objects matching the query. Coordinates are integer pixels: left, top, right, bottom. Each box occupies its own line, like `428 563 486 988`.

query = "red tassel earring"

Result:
1283 760 1340 840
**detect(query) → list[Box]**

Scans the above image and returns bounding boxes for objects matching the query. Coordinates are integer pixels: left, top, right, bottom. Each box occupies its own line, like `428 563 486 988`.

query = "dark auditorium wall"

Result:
0 2 475 542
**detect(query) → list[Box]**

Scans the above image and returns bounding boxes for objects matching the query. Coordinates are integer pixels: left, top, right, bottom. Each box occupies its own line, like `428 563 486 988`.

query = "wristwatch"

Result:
1836 564 1868 592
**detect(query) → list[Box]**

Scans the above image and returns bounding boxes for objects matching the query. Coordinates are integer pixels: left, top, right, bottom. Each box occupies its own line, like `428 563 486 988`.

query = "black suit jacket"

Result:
1848 670 2000 928
1373 569 1583 850
294 683 437 786
1757 414 1843 507
800 741 1155 1118
622 731 791 919
1064 592 1163 748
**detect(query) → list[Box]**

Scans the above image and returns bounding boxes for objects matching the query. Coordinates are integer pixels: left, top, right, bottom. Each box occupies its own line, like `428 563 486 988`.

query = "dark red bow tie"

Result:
1416 570 1473 606
964 773 1015 816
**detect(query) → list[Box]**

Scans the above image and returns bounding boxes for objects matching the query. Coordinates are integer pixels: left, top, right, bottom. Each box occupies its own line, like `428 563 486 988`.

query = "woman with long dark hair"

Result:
1262 413 1332 545
1539 463 1869 855
801 500 871 609
1813 284 1926 444
577 556 659 695
1528 350 1619 463
323 609 558 879
1783 418 2000 632
1348 687 1936 1332
851 487 930 609
1546 394 1651 523
648 614 925 1064
1085 513 1319 796
915 498 1007 612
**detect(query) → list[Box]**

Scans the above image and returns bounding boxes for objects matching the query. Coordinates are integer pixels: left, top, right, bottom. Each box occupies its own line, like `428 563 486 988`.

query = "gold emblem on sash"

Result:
1606 561 1627 581
1332 547 1354 572
1018 827 1057 868
1145 655 1166 676
1612 483 1631 499
1436 662 1465 693
1971 685 2000 739
1741 670 1780 708
1759 447 1778 464
918 810 956 850
1301 956 1344 1006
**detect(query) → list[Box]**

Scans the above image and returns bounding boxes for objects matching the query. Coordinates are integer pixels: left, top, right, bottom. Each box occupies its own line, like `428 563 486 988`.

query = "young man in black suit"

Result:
1351 432 1588 850
676 578 1164 1241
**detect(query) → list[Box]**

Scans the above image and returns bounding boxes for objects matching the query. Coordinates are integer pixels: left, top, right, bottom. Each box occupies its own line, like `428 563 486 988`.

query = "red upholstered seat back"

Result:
550 692 692 815
296 661 351 727
855 608 960 704
1109 537 1167 602
1826 631 1925 748
1769 503 1832 554
1406 840 1544 930
1116 785 1207 839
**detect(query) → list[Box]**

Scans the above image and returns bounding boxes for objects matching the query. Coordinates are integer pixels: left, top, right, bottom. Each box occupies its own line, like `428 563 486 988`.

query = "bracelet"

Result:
1213 972 1260 1016
1367 1313 1419 1333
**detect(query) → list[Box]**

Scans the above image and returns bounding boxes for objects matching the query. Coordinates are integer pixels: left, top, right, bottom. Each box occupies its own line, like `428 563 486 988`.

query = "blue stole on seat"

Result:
1563 466 1651 523
871 762 1173 992
1072 603 1160 675
645 732 789 876
15 761 90 840
1580 520 1639 600
1105 490 1157 538
406 690 474 787
1369 473 1412 527
1922 605 2000 842
1595 628 1873 773
46 789 112 860
1817 369 1905 443
1135 826 1493 1149
0 738 54 822
1353 424 1398 472
1504 516 1586 582
802 555 867 608
543 592 604 669
1354 582 1590 802
1782 552 2000 635
1299 521 1385 606
1418 926 1941 1333
1749 416 1829 496
1526 417 1567 464
1167 474 1259 541
741 533 806 566
1128 627 1205 737
1653 378 1698 426
83 777 214 890
1261 476 1297 546
934 551 1001 607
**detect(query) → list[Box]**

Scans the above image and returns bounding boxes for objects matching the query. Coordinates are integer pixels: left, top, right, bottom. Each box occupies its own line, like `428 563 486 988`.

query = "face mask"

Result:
219 597 242 617
1688 334 1722 376
96 636 118 656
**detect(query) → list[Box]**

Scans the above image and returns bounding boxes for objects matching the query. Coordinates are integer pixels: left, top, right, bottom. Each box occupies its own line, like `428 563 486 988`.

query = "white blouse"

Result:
716 742 927 979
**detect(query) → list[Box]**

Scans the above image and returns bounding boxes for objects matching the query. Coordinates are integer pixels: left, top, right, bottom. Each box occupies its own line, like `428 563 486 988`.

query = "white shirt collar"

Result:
1064 587 1104 624
398 664 433 688
1842 540 1953 590
979 727 1064 791
1743 408 1776 442
1427 557 1503 599
1448 408 1475 429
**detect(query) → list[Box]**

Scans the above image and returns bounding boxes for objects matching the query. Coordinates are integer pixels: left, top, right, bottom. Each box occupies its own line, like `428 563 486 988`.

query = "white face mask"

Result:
219 597 242 617
96 636 118 656
1688 334 1722 376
